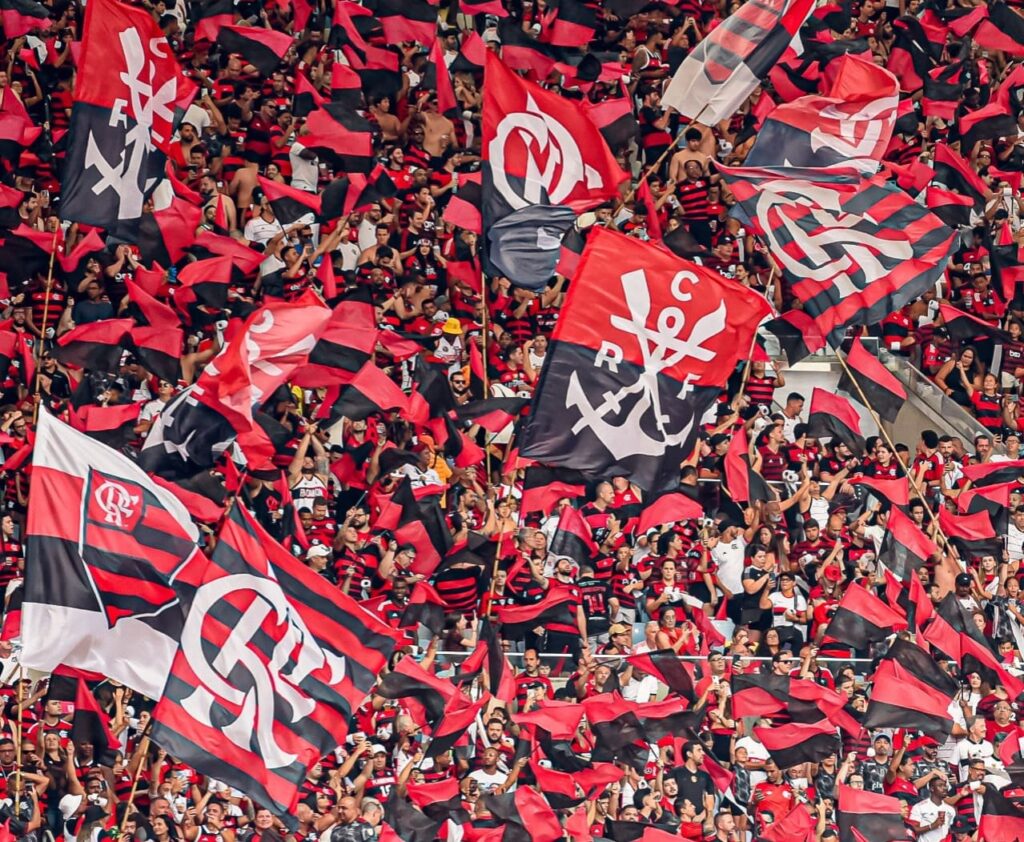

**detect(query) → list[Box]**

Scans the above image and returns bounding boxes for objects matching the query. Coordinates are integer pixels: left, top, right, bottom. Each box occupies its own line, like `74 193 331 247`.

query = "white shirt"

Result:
289 141 319 192
622 673 659 702
782 412 802 443
334 239 361 272
735 736 770 788
908 798 955 842
244 215 283 246
1009 522 1024 562
468 768 505 792
712 536 747 594
769 591 807 627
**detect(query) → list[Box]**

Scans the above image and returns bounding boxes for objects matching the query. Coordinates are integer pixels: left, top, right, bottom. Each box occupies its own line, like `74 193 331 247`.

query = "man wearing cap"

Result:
860 733 894 794
305 544 334 583
601 623 633 656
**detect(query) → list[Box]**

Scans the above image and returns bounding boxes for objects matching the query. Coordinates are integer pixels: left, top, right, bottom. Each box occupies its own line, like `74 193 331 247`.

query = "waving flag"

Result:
662 0 814 123
62 0 197 229
746 54 899 174
482 51 626 288
521 228 770 491
151 504 397 818
719 164 957 348
22 411 202 698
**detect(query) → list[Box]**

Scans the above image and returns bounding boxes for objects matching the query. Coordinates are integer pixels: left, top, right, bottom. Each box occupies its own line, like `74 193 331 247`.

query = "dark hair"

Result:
684 127 702 143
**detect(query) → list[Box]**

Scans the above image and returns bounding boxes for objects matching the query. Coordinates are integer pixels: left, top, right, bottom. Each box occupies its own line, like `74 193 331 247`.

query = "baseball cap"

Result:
955 572 972 586
306 545 331 559
609 623 631 635
370 744 388 755
59 794 84 820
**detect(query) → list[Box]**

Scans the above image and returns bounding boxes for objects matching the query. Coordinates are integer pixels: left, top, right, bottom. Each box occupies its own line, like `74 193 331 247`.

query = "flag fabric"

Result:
54 319 133 374
0 0 51 37
258 176 322 225
837 785 909 842
963 460 1024 487
302 103 375 173
399 582 446 637
932 143 990 214
70 403 144 451
377 654 462 727
825 583 907 650
939 302 1010 345
938 507 1002 559
754 719 840 767
837 338 907 423
61 0 197 229
21 410 202 698
138 384 239 479
636 492 703 534
878 505 939 580
862 658 953 740
540 0 598 46
625 649 695 700
883 636 960 696
47 669 120 766
484 788 564 842
216 25 293 75
496 588 580 638
848 475 910 507
661 0 814 123
719 164 957 348
980 786 1024 842
151 504 397 817
520 467 587 516
372 0 437 45
482 51 625 288
807 388 866 453
548 505 599 564
746 54 899 174
760 309 828 365
724 425 771 504
520 227 770 491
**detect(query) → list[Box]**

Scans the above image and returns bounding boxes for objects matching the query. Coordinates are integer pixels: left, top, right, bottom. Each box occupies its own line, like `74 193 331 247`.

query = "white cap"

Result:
306 544 331 559
59 794 83 820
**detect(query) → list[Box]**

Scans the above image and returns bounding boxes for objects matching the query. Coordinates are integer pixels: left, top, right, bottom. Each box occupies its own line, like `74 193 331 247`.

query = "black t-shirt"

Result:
670 767 715 807
577 575 610 634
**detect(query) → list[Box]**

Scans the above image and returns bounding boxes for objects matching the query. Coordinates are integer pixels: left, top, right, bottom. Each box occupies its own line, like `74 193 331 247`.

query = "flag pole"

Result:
832 345 954 558
121 721 154 829
32 228 61 424
608 102 713 224
480 269 492 488
13 667 23 817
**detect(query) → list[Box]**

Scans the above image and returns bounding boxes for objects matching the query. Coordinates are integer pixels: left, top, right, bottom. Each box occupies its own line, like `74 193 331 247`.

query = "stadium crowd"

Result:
5 0 1024 840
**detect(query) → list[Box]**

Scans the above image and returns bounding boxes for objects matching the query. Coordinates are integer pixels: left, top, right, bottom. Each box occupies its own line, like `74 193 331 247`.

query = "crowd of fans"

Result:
5 0 1024 839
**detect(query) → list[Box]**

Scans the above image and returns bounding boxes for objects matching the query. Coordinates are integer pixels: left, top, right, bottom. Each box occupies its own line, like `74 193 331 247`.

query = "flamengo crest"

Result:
566 267 725 460
488 93 602 210
179 573 347 770
85 27 179 221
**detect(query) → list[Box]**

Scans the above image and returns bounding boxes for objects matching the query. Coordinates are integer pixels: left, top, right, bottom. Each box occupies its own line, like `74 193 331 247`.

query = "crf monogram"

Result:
85 27 180 221
565 268 725 460
93 480 139 528
179 574 347 770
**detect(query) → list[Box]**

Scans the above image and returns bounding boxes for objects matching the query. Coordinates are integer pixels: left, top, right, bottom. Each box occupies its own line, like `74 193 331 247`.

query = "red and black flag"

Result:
21 411 202 697
549 505 599 564
962 459 1024 487
932 143 990 216
451 619 515 704
378 653 461 728
862 658 953 740
583 94 639 155
960 101 1018 156
922 54 965 121
46 667 120 766
62 0 196 230
925 185 976 229
886 14 941 92
54 319 132 373
369 0 437 45
837 338 907 424
520 467 587 516
882 637 959 696
130 325 183 384
138 384 238 479
151 504 397 817
495 17 560 78
724 425 771 504
69 403 143 451
381 794 441 842
320 168 397 218
329 63 362 111
720 164 956 350
520 228 769 492
878 505 938 581
980 786 1024 842
745 54 899 173
454 397 530 433
399 581 446 637
495 588 580 638
194 0 233 42
482 51 625 289
317 364 409 423
825 583 907 650
625 649 695 701
137 198 203 268
443 171 482 234
939 302 1010 345
837 785 908 842
760 309 827 365
405 778 469 826
389 480 453 578
484 788 564 842
540 0 598 46
938 506 1002 559
636 492 703 534
848 475 909 507
754 719 840 767
216 25 293 75
303 103 375 173
291 289 376 388
174 256 235 312
0 0 50 37
258 176 322 225
958 482 1014 536
661 0 814 123
807 388 866 454
974 0 1024 58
